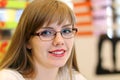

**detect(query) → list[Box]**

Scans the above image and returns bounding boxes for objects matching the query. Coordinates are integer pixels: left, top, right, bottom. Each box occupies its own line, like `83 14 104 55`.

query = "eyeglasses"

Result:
32 28 78 41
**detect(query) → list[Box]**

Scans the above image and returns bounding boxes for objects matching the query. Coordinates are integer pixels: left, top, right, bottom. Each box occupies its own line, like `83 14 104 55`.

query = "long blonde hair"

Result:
0 0 80 80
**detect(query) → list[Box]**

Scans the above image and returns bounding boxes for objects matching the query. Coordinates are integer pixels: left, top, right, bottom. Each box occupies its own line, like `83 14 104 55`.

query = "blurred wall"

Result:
73 0 120 80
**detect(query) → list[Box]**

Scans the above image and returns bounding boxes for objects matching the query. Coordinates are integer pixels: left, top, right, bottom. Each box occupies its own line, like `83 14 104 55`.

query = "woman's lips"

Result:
48 49 66 57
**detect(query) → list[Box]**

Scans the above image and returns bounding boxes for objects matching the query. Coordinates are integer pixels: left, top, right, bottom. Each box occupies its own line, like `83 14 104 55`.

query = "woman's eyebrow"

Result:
41 27 54 29
41 24 72 29
62 24 72 27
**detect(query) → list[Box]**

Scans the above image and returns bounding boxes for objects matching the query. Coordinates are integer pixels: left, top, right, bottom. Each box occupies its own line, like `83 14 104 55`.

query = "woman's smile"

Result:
48 49 66 57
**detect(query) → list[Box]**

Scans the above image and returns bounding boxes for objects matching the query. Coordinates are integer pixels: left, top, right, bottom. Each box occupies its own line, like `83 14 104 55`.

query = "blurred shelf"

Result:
0 1 30 9
0 21 18 29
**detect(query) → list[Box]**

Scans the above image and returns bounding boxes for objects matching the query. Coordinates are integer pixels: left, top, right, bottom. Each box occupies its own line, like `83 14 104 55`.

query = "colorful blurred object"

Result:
73 0 93 36
0 40 9 62
0 0 28 9
0 0 30 62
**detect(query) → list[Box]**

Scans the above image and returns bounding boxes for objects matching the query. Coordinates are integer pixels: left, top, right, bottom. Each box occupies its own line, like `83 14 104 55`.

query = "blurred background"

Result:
0 0 120 80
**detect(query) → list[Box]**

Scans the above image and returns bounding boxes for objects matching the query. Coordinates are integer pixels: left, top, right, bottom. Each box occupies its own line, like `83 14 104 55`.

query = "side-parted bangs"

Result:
20 0 76 40
43 0 76 26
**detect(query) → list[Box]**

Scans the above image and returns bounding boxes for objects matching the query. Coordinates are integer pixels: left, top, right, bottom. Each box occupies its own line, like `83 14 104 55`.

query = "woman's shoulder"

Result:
0 69 25 80
74 71 87 80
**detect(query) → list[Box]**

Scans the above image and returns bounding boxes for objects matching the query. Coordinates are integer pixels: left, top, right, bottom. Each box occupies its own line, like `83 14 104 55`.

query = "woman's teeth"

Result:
52 51 64 54
49 50 65 54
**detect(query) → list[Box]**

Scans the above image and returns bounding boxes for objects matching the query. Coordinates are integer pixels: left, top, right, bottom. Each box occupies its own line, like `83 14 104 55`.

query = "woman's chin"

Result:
50 61 67 68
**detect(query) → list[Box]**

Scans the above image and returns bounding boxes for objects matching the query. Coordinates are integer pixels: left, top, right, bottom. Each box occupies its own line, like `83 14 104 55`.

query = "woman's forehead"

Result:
42 20 72 28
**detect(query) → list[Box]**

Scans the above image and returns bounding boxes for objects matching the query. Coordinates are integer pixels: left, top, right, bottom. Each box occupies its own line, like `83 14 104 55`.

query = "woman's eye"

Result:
40 30 53 36
62 29 72 34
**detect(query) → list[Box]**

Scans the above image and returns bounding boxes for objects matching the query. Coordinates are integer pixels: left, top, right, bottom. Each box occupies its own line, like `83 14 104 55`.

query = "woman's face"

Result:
27 20 75 69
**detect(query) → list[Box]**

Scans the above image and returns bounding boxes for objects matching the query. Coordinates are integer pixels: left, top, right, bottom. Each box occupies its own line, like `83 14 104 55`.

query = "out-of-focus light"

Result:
106 17 113 27
106 6 112 16
107 28 113 38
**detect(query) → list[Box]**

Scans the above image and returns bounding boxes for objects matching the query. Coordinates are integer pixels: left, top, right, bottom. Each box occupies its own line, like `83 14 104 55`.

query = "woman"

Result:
0 0 87 80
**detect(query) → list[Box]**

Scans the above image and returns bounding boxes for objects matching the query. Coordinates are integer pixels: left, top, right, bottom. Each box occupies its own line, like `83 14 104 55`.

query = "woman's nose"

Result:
52 32 64 46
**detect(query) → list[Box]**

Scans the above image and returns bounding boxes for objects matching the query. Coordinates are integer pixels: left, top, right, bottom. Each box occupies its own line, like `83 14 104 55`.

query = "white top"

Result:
0 69 25 80
0 69 87 80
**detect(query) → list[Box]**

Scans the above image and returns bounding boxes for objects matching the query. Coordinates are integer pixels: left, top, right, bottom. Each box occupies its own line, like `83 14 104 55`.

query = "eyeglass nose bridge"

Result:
53 30 75 39
53 31 64 39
